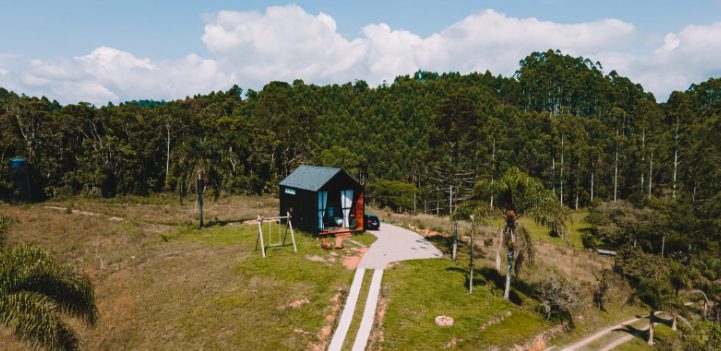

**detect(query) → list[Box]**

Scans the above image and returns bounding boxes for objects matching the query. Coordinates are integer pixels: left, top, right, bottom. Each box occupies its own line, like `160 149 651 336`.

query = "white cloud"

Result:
1 5 720 104
598 22 721 100
0 47 234 105
200 6 637 90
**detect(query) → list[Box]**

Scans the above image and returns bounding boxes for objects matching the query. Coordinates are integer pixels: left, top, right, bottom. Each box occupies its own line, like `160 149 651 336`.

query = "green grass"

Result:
350 232 379 247
127 224 357 350
613 315 680 351
342 271 374 350
576 318 651 351
380 258 552 350
516 211 590 249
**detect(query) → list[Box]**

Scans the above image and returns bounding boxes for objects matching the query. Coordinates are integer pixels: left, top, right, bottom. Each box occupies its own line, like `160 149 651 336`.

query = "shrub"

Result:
536 275 582 324
581 232 599 250
593 271 610 311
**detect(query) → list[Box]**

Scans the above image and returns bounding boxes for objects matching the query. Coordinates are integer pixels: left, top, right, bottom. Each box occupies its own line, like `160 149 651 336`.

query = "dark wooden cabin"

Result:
279 165 364 236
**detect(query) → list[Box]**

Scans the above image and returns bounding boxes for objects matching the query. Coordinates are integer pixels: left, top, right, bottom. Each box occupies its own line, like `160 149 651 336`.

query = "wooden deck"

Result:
320 227 363 236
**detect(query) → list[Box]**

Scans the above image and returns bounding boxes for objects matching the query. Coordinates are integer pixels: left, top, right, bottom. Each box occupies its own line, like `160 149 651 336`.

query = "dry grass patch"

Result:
0 197 360 351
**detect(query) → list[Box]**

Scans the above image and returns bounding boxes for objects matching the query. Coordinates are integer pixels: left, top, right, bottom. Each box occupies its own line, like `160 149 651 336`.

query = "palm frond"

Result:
474 167 570 239
0 291 80 351
1 245 97 326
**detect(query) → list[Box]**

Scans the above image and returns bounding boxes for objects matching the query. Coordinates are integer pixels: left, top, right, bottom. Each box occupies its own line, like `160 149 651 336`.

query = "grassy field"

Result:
1 195 669 351
379 258 552 350
0 196 378 350
516 211 590 250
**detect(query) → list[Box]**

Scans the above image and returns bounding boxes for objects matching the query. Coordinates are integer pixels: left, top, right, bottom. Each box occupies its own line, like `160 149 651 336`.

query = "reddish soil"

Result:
342 248 369 269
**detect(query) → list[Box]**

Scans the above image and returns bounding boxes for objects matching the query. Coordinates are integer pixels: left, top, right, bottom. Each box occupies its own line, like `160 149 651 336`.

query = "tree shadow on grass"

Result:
201 218 246 228
615 317 673 346
444 265 538 306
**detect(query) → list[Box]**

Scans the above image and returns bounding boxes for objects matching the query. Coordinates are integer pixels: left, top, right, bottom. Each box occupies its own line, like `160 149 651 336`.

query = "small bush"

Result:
536 274 582 324
581 232 599 250
593 271 610 311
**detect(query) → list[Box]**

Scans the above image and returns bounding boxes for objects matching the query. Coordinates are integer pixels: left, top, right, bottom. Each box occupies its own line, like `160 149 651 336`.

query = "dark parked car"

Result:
364 213 380 230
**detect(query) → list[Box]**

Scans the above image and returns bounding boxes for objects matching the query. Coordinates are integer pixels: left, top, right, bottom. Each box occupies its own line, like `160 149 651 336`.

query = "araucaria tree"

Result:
472 167 569 300
428 94 485 262
0 220 98 350
615 246 675 345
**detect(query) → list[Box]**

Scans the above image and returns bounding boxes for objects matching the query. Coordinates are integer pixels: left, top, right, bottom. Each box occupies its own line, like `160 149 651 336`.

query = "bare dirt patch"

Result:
342 248 368 269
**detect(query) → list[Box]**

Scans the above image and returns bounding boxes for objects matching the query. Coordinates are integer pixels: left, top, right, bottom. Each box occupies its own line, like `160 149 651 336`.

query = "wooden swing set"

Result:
254 212 297 258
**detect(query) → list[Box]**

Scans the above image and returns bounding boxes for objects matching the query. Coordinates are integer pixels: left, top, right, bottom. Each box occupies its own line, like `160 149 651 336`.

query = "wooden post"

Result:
283 215 289 246
288 212 297 253
255 215 266 257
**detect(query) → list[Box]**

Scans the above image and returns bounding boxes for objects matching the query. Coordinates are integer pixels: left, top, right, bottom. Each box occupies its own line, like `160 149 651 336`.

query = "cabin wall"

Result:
279 186 318 235
278 169 364 236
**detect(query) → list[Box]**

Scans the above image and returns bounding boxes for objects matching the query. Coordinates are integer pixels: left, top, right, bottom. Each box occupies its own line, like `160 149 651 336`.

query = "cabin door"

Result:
341 189 353 228
318 191 327 230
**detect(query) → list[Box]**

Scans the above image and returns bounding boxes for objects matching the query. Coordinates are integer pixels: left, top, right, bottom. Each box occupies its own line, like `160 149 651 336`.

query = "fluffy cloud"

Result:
619 23 721 100
1 5 720 104
0 47 234 105
200 6 637 89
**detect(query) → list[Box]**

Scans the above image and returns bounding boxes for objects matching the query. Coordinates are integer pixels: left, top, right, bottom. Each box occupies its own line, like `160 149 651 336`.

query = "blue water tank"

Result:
11 159 26 168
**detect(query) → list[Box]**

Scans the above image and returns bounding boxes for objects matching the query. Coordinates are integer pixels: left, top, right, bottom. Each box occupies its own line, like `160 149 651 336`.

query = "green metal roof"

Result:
278 165 342 192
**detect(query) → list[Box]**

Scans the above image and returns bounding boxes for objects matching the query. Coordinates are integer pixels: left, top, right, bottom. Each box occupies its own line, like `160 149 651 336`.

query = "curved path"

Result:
328 224 442 351
560 312 672 351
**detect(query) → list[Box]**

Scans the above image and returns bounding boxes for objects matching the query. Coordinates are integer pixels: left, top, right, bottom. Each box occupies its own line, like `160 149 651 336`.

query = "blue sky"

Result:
2 0 721 104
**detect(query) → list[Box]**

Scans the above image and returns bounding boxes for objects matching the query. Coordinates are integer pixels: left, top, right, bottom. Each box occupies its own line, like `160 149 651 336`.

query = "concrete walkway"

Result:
358 223 443 269
328 224 442 351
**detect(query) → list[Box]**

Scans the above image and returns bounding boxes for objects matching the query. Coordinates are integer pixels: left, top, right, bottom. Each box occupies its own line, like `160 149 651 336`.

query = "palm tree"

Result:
174 136 227 228
472 167 569 300
1 244 98 350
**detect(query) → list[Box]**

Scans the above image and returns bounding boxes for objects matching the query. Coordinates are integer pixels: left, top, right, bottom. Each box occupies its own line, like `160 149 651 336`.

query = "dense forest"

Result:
2 49 721 255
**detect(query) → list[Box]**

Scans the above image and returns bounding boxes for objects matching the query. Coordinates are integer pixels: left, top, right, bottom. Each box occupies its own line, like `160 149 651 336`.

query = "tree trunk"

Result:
672 314 677 331
552 156 556 194
496 219 503 270
649 152 654 197
591 163 594 201
641 128 646 193
614 146 618 202
165 125 171 185
647 310 655 345
673 116 679 198
504 242 513 301
197 173 205 229
661 236 665 257
561 135 564 206
452 219 458 263
469 227 474 294
575 192 579 211
673 149 678 198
